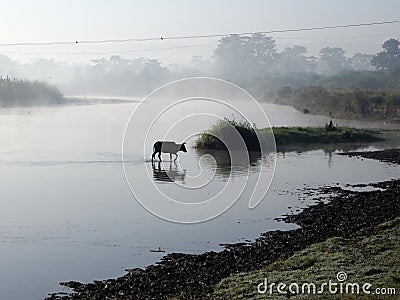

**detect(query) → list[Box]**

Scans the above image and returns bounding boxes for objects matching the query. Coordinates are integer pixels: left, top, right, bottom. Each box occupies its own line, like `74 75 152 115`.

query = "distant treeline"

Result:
249 68 400 97
214 37 400 96
0 76 64 107
214 37 400 98
1 36 399 97
272 86 400 120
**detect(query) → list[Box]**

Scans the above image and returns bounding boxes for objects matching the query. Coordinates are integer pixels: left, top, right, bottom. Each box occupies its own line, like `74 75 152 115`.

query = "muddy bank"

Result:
215 217 400 299
338 148 400 165
46 150 400 300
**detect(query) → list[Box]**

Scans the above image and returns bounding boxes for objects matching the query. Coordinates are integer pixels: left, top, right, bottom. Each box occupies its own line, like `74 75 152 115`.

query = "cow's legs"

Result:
174 153 178 161
158 152 162 161
170 153 172 161
151 151 157 162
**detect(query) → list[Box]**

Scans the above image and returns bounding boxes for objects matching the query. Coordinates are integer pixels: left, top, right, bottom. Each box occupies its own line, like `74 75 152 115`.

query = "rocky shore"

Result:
338 148 400 165
46 149 400 300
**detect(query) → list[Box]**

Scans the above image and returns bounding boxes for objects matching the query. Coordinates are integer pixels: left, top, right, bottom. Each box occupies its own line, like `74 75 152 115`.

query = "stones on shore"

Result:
338 148 400 165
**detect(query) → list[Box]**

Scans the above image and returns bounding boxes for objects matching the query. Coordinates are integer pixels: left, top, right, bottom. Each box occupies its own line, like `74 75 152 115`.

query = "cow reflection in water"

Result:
152 161 186 183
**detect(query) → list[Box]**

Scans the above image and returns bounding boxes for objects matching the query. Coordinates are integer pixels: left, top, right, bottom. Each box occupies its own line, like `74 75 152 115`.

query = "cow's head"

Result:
180 143 187 152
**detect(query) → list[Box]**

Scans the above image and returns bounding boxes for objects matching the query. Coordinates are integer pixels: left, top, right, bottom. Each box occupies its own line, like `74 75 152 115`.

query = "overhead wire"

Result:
0 20 398 47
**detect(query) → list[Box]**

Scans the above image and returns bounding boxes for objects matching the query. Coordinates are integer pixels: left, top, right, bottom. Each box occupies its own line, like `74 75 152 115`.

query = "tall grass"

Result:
0 76 64 107
195 118 261 151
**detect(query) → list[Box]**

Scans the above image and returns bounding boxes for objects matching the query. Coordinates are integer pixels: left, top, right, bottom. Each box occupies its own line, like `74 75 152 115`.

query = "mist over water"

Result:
0 2 399 299
1 33 397 99
0 100 399 299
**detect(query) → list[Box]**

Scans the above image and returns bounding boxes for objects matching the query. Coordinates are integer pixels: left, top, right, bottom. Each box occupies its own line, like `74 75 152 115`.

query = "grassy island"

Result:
194 118 382 151
270 126 382 146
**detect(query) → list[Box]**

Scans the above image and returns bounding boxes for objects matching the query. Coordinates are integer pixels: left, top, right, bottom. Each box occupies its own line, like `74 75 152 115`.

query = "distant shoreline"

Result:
270 86 400 122
63 96 140 105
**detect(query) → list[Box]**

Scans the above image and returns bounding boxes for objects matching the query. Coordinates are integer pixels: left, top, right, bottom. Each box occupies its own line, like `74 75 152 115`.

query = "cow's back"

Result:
160 141 178 154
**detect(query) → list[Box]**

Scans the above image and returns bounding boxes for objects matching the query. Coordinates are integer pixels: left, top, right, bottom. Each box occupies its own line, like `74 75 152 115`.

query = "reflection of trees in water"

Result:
278 142 377 154
278 143 375 168
152 161 186 183
196 142 379 173
194 149 263 179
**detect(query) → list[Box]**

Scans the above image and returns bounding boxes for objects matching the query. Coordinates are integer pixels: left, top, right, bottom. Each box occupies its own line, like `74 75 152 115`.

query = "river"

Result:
0 100 399 299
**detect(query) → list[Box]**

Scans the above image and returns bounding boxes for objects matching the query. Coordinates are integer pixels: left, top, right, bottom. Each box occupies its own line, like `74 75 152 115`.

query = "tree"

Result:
349 53 374 71
317 47 350 74
245 33 276 67
371 38 400 71
0 54 18 77
305 55 318 73
189 56 213 74
213 34 277 80
275 45 310 73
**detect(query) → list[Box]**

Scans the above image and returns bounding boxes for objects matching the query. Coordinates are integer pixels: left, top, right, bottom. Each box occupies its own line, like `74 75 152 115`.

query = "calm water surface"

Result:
0 101 399 299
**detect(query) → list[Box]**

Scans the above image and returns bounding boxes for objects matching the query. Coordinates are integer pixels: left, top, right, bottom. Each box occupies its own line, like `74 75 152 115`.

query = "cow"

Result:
151 141 187 162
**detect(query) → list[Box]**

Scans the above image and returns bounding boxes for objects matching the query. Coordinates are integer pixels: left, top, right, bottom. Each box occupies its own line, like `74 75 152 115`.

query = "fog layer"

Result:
0 35 399 98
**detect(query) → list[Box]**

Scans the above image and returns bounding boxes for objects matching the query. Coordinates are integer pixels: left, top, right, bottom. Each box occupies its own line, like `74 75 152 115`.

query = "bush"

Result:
195 118 261 151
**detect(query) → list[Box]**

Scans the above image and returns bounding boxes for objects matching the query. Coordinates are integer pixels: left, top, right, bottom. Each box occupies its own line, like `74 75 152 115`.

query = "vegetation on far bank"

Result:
272 86 400 121
0 76 64 107
194 118 382 151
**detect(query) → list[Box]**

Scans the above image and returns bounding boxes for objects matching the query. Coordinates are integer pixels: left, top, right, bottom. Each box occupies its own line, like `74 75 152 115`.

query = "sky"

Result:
0 0 400 65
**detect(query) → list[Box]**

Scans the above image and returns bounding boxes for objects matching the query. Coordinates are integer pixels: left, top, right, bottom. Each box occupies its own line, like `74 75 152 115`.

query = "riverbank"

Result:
46 149 400 299
338 148 400 165
215 217 400 299
272 86 400 122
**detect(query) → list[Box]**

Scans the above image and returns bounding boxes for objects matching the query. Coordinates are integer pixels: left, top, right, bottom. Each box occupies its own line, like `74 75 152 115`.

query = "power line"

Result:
0 42 216 55
0 33 397 56
0 20 398 47
162 20 400 41
273 33 399 40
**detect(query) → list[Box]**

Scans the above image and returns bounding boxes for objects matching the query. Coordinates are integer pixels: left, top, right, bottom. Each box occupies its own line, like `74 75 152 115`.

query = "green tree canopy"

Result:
318 47 349 74
371 38 400 71
213 34 277 80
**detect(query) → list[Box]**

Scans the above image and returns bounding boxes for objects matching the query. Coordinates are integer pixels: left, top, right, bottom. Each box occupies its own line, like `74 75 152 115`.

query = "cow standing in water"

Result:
151 141 187 162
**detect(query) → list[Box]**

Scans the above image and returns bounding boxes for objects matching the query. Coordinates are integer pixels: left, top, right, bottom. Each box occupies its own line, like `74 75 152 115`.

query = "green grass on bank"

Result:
194 118 382 151
213 218 400 299
270 126 382 145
